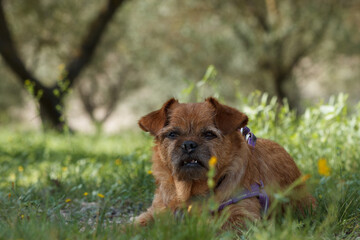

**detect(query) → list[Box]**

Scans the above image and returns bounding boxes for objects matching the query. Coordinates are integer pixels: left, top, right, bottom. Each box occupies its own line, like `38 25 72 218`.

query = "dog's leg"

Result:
134 209 154 226
134 189 166 226
221 198 262 230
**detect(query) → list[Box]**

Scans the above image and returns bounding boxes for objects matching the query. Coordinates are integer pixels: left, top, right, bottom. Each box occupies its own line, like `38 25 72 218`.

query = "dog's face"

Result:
139 98 248 181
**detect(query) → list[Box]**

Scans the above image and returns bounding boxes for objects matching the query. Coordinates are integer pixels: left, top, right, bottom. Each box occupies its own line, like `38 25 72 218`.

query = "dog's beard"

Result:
171 149 211 181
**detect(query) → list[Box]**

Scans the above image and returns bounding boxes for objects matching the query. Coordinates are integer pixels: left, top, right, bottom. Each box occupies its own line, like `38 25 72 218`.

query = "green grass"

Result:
1 93 359 239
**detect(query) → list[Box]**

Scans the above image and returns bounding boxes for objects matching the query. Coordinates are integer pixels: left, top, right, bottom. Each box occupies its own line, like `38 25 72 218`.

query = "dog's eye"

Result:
167 131 179 139
203 131 217 140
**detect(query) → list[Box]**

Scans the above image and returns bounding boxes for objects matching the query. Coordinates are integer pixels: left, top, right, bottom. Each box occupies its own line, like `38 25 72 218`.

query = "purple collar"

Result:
217 181 269 215
240 126 257 147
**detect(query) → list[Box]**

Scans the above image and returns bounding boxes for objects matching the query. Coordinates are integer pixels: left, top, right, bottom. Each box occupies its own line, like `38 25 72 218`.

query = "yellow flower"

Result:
65 198 71 203
318 158 331 176
187 205 192 213
209 156 217 167
301 174 311 183
18 166 24 172
62 167 68 172
147 170 153 175
115 159 122 165
8 193 11 199
84 192 88 196
21 214 24 219
97 193 105 198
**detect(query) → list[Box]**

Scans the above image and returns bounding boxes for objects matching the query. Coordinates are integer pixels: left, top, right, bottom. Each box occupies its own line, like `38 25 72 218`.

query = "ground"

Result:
0 94 359 239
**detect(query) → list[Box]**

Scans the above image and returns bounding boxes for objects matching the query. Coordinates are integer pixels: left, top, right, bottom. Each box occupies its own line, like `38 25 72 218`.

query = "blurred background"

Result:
0 0 359 133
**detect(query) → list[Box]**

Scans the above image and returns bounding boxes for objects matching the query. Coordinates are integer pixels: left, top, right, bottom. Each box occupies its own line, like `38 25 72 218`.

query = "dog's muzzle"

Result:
172 141 210 180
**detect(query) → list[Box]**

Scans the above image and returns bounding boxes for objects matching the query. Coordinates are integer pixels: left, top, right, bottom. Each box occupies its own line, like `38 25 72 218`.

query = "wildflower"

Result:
62 167 68 172
187 205 192 213
65 198 71 203
207 157 217 189
115 159 122 165
18 166 24 172
209 156 217 167
84 192 88 196
318 158 331 176
147 170 153 175
301 174 311 183
97 193 105 198
21 214 24 219
8 193 11 199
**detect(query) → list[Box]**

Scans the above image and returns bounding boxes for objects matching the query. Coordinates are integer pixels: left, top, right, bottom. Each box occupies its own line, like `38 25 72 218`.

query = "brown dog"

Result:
135 98 314 227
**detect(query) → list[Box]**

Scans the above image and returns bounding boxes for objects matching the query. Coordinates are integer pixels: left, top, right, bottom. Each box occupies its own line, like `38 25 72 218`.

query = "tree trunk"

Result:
274 72 286 100
0 0 126 131
273 71 299 110
38 88 65 131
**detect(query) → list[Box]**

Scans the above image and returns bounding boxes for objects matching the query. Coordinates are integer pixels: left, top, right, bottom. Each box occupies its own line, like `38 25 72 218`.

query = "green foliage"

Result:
1 0 360 128
0 93 360 239
179 65 220 102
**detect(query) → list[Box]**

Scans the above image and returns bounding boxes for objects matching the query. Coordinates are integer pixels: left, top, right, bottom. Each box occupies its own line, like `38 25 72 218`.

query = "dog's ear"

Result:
138 98 179 136
206 97 248 135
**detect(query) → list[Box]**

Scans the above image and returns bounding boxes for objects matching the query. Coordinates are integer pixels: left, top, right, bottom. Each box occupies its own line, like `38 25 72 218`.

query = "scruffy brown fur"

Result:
135 98 315 227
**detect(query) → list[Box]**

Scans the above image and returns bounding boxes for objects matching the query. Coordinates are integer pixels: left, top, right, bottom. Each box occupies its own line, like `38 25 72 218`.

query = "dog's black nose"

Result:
181 141 198 154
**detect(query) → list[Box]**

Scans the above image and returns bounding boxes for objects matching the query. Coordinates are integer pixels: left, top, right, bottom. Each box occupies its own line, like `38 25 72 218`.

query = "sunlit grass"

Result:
0 93 359 239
